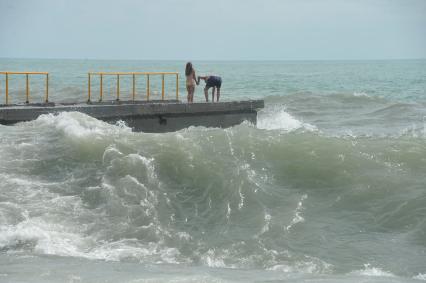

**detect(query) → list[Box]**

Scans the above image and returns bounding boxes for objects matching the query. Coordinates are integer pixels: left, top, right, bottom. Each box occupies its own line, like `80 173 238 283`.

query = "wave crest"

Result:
257 106 317 131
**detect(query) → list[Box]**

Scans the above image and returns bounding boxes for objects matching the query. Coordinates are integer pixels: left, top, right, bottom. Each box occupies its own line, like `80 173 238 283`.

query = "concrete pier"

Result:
0 100 264 132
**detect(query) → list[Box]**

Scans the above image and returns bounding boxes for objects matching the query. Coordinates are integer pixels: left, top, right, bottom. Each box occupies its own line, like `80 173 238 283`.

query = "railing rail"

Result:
87 71 179 102
0 71 49 105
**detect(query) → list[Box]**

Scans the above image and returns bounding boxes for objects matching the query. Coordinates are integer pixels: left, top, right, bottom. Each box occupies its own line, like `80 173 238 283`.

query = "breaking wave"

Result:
0 109 425 281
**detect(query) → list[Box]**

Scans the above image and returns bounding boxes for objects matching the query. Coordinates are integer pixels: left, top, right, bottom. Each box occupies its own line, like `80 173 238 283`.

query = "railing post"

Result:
5 73 8 105
176 73 179 101
132 74 136 101
116 74 120 101
45 74 49 103
88 73 91 102
162 74 165 100
100 74 103 102
26 74 29 103
146 74 150 101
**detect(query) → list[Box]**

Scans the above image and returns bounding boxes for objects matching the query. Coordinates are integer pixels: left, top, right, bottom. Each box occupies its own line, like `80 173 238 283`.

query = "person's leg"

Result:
191 85 196 102
186 85 190 102
204 87 209 102
188 85 194 102
191 86 195 102
216 78 222 102
212 87 216 102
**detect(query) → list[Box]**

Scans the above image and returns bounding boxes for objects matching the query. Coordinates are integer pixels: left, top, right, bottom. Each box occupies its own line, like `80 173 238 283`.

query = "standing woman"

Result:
185 62 198 103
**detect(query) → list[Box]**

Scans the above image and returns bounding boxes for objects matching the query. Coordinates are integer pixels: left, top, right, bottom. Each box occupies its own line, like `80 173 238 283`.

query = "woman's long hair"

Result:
185 62 193 76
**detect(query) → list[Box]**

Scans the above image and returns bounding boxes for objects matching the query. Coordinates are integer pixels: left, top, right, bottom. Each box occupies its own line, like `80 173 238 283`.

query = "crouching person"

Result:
198 75 222 102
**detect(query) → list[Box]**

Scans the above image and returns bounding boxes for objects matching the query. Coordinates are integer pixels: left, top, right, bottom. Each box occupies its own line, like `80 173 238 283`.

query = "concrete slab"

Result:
0 100 264 132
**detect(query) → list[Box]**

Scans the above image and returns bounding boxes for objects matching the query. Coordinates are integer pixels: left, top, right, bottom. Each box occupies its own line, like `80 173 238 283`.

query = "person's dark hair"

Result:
185 62 193 76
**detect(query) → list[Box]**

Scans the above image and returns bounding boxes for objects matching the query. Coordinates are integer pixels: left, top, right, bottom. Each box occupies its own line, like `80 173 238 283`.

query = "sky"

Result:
0 0 425 60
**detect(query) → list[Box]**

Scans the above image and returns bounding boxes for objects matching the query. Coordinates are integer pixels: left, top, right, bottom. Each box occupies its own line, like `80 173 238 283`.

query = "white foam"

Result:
0 217 184 263
176 232 192 241
0 218 89 257
201 249 233 268
257 107 316 131
35 112 131 142
350 263 395 277
87 240 181 263
102 145 124 165
414 273 426 281
103 152 159 195
353 91 370 97
285 194 307 231
267 262 314 273
226 202 231 219
259 211 272 235
268 259 332 274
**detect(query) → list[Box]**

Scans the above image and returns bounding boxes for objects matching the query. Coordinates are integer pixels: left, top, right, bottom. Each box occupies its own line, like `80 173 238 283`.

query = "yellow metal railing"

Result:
0 71 49 104
87 72 179 102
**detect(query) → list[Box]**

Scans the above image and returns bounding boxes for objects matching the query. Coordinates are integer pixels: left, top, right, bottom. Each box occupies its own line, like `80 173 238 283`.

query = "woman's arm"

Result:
197 76 207 85
193 71 199 85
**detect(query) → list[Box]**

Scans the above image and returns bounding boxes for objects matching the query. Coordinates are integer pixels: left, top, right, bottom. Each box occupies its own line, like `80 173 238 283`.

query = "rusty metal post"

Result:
100 74 103 102
116 74 120 101
132 74 136 101
162 74 165 100
45 74 49 103
26 74 29 103
146 74 150 101
176 73 179 100
88 73 91 102
5 73 9 105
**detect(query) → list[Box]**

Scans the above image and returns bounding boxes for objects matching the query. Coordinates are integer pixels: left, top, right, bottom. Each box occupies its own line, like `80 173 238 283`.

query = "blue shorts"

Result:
205 76 222 89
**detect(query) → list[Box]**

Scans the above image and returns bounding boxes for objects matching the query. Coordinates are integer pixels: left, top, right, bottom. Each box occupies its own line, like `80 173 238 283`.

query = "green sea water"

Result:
0 59 426 282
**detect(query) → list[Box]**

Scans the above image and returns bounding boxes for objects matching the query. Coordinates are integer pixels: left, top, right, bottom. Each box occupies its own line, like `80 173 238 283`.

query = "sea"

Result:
0 58 425 283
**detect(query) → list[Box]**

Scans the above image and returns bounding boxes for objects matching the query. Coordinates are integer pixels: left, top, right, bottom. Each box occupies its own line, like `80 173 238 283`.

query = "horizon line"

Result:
1 56 425 62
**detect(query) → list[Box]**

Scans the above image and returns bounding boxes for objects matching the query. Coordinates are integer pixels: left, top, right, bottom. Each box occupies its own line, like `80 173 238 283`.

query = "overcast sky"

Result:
0 0 425 60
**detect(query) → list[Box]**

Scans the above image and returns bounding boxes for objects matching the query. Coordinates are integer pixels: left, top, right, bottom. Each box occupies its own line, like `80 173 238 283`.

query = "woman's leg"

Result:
187 85 195 103
186 85 191 102
189 85 195 103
